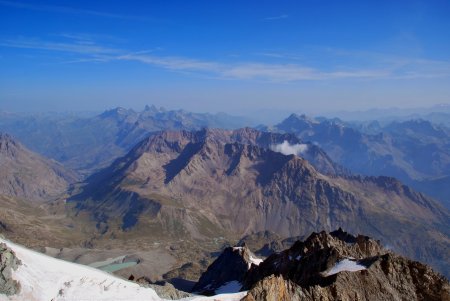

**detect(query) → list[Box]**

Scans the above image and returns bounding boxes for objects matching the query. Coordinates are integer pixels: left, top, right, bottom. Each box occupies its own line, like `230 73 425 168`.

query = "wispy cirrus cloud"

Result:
1 36 449 82
221 63 389 81
264 14 289 21
0 0 149 20
0 37 120 55
114 54 392 81
118 53 221 72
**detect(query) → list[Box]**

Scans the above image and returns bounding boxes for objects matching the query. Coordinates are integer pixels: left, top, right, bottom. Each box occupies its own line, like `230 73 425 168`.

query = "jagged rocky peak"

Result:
242 229 450 301
143 104 160 113
131 127 341 177
132 130 192 154
242 229 385 290
141 105 168 118
191 244 262 295
301 228 385 258
191 229 449 300
287 113 316 123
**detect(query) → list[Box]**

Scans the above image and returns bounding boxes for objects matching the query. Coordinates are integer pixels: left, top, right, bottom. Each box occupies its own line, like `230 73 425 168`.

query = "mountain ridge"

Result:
268 113 450 208
0 133 79 202
69 128 450 277
0 107 253 175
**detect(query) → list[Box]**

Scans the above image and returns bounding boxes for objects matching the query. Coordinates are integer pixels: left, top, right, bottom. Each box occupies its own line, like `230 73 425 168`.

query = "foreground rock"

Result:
192 245 262 295
134 277 192 300
242 229 450 301
191 229 449 300
0 243 21 295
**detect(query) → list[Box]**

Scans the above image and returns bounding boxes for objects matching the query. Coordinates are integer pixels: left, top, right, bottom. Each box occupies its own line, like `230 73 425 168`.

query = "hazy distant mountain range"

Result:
326 104 450 126
0 106 252 175
2 106 449 211
0 106 449 283
262 114 450 209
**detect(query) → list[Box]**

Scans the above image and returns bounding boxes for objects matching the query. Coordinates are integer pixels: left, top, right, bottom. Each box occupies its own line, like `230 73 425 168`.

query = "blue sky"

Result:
1 0 449 116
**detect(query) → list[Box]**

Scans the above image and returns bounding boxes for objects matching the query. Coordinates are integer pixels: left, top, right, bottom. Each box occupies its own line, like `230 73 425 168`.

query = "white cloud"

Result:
271 140 308 156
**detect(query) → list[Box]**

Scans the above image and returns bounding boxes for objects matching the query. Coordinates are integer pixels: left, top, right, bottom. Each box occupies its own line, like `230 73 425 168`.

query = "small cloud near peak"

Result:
271 141 308 156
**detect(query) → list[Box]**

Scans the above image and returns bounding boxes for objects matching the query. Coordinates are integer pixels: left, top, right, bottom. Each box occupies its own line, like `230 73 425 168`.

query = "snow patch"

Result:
248 255 263 269
270 140 308 156
0 239 161 301
324 259 367 276
215 281 242 294
0 238 247 301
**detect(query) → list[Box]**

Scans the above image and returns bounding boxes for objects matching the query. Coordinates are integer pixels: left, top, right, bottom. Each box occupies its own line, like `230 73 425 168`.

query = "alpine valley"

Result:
0 107 449 301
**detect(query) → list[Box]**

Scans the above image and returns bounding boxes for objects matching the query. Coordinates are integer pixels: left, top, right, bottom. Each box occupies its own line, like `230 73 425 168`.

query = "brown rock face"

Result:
244 256 450 301
70 129 450 276
0 133 79 202
242 275 302 301
242 230 450 301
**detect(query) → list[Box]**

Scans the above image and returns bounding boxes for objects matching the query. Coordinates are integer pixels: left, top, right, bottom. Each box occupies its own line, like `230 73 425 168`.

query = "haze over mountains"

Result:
0 106 251 175
327 104 450 126
262 113 450 208
2 105 449 208
0 105 449 300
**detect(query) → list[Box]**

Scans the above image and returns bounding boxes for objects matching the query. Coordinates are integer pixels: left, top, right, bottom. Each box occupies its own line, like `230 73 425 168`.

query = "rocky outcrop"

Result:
244 255 450 301
192 245 261 295
243 229 385 289
242 229 450 301
0 242 21 295
134 277 192 300
242 275 302 301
